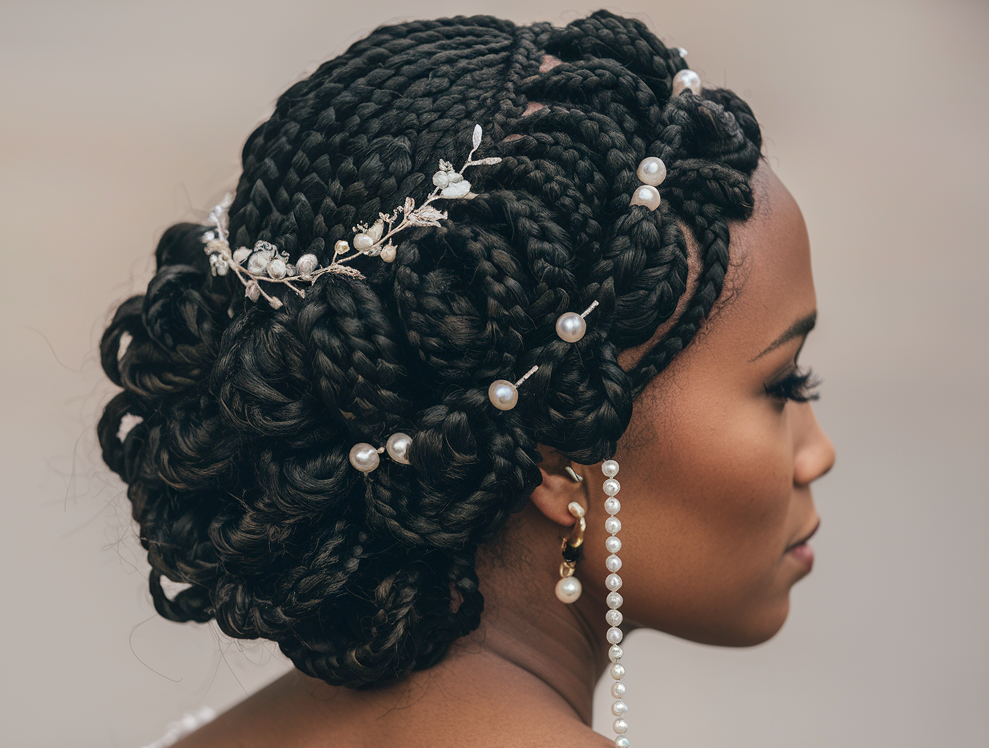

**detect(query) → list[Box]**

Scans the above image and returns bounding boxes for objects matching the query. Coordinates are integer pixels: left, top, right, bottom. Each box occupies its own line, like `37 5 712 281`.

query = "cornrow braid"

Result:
97 10 762 688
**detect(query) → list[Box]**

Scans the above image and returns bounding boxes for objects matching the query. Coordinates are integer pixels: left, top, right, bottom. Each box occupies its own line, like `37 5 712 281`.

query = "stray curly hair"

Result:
97 10 762 688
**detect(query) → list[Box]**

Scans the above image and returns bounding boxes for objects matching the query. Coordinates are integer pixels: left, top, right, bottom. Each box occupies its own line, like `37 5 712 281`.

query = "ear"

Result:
529 443 588 527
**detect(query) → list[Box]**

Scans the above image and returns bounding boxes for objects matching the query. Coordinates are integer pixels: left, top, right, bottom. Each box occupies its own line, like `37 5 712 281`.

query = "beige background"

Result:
1 0 986 746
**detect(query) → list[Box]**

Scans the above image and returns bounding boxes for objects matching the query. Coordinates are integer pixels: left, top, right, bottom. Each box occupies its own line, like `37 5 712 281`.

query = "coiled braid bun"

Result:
97 10 762 688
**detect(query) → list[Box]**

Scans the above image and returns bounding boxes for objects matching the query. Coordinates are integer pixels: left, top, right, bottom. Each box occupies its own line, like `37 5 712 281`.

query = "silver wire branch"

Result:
202 125 502 309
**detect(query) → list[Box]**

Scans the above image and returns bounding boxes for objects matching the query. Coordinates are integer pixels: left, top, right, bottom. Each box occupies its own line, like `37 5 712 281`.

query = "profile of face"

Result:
526 162 835 649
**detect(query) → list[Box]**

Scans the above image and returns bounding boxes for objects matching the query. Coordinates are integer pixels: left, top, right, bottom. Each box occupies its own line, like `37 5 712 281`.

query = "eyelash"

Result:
764 367 822 403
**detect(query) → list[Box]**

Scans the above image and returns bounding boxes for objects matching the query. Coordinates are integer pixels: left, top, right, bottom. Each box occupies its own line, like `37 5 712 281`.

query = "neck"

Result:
447 538 612 724
211 506 618 747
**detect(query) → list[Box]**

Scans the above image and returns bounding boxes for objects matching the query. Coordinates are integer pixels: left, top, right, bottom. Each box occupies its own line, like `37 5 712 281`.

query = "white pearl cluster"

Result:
348 431 413 473
602 458 630 747
486 301 599 410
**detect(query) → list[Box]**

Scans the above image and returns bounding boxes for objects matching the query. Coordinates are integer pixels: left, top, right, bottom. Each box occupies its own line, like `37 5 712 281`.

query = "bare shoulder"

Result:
163 668 618 748
521 721 616 748
167 671 300 747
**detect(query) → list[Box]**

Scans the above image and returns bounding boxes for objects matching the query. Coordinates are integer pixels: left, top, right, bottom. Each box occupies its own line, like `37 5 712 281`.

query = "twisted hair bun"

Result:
97 10 761 688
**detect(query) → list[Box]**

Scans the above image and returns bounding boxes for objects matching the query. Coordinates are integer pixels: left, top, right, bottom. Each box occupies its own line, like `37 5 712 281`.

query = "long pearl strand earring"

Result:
602 458 629 748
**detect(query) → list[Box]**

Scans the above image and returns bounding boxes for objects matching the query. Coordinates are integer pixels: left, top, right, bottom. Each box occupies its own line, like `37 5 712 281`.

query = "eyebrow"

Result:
750 311 817 361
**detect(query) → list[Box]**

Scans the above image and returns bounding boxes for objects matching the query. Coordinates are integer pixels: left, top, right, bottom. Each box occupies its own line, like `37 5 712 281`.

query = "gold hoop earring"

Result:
555 501 586 604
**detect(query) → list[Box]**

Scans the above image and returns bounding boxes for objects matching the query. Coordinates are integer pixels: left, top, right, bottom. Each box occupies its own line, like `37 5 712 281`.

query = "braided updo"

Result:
97 10 762 688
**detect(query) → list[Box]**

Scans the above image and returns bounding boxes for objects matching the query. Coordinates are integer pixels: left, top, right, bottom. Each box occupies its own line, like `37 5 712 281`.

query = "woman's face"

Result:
586 163 835 646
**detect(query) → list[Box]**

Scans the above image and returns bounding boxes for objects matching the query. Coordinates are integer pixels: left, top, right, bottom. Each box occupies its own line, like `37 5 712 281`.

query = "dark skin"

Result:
173 163 835 747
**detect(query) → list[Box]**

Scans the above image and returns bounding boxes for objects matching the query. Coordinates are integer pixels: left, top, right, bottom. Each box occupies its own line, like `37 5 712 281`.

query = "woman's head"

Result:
97 10 804 689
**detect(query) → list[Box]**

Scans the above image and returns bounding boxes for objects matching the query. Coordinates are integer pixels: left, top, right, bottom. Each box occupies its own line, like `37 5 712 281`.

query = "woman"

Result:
98 10 835 747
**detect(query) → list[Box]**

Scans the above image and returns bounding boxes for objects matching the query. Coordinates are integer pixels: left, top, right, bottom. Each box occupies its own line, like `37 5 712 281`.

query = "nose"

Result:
793 403 836 486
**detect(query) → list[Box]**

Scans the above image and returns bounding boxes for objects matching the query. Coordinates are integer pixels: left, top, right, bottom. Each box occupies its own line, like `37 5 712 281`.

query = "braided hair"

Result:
97 10 761 689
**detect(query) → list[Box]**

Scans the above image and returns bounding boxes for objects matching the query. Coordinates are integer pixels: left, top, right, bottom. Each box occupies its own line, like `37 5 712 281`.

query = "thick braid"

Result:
97 10 763 688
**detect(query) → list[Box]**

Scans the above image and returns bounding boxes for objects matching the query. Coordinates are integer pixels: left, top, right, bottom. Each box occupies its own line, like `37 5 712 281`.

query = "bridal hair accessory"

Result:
202 124 502 310
629 156 667 211
602 458 630 747
555 501 586 603
487 300 600 410
348 432 413 473
629 58 698 215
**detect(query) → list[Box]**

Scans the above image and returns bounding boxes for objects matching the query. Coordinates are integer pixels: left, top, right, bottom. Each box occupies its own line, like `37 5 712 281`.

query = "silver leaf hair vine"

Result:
202 124 503 310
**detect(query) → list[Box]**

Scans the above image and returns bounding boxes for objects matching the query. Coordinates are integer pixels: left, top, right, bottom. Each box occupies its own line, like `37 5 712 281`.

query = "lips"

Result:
785 519 820 554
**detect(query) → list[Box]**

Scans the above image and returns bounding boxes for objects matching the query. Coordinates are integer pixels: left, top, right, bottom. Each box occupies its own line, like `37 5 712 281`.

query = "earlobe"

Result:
529 444 588 527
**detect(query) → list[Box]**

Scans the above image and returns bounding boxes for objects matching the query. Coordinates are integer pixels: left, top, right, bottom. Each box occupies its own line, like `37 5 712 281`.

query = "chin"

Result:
663 596 792 648
720 597 791 647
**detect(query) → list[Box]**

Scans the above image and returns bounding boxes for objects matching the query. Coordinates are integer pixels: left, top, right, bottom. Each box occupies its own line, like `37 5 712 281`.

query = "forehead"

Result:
715 163 816 359
617 162 816 373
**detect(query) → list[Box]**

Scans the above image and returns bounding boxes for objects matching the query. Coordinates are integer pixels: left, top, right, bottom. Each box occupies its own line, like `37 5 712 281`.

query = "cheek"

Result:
613 391 795 643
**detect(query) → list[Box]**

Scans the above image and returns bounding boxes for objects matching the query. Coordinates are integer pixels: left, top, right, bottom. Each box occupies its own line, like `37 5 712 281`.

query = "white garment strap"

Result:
140 706 216 748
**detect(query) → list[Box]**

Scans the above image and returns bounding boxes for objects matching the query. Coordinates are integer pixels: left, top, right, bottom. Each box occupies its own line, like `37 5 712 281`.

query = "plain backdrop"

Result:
1 1 986 746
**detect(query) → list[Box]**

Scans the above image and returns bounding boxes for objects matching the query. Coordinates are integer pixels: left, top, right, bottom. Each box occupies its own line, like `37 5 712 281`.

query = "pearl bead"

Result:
607 591 623 609
604 497 621 515
555 311 587 343
607 626 624 644
605 517 622 535
487 379 518 410
615 737 630 748
609 644 623 662
385 432 412 464
334 240 350 254
233 247 252 264
267 258 287 279
296 254 318 276
555 575 582 603
213 258 229 276
636 157 667 186
614 719 629 735
630 184 661 211
602 460 620 477
247 252 269 274
611 681 626 699
612 700 628 716
380 245 396 263
354 233 374 251
606 573 622 592
603 478 621 496
606 609 623 627
606 554 622 573
610 663 625 680
348 443 380 473
605 535 622 554
673 68 701 96
676 46 688 58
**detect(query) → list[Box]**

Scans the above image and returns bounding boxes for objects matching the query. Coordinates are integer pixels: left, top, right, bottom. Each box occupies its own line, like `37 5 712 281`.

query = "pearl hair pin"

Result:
202 124 502 309
672 68 701 96
487 300 599 410
348 431 413 473
630 156 667 212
